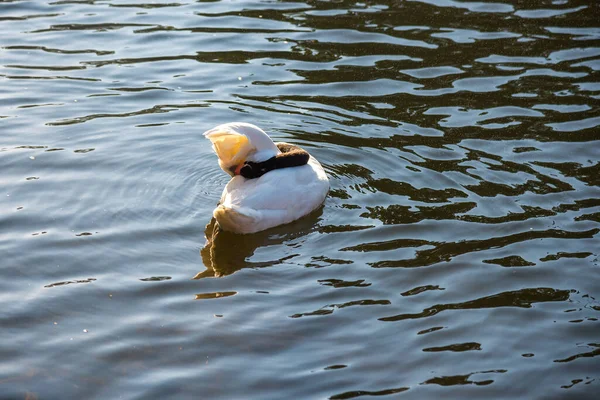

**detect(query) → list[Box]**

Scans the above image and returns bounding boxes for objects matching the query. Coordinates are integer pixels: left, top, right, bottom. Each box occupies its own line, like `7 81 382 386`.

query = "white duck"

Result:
204 122 329 234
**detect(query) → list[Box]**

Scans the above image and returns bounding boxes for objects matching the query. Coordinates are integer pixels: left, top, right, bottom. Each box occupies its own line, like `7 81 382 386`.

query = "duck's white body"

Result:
205 123 329 234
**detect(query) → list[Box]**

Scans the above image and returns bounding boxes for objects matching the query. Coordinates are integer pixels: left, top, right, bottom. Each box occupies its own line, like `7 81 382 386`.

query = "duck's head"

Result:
204 122 280 177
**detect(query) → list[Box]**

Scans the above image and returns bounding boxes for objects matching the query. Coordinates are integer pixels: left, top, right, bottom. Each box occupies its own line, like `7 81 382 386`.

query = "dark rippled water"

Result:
2 0 599 398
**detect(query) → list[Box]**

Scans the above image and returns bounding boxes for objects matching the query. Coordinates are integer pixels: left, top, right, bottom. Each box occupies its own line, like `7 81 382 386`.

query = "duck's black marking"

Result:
240 143 310 179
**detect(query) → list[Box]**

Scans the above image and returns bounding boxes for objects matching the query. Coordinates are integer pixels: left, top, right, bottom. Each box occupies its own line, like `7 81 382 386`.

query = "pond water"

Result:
1 0 599 398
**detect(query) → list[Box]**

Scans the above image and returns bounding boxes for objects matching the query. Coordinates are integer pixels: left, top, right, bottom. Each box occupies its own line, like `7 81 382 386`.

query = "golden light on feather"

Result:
206 131 252 174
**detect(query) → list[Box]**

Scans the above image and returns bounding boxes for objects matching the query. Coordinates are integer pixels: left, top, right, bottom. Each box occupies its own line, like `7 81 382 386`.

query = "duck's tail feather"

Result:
213 205 257 234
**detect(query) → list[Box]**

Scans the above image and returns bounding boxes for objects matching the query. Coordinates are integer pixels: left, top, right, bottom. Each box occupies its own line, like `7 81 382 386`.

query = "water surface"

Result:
1 0 599 398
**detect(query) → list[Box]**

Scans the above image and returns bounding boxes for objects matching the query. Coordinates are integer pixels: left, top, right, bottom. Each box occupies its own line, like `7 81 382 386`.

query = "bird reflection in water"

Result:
194 208 323 279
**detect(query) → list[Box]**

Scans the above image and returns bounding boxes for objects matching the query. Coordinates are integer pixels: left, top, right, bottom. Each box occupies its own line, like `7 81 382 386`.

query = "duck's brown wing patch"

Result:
274 143 310 169
275 142 303 153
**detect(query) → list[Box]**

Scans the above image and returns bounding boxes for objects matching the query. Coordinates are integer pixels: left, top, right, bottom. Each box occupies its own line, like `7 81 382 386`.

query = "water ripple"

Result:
1 0 599 398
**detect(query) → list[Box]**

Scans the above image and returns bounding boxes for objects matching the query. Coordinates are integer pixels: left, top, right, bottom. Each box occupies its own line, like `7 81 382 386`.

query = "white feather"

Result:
204 123 329 234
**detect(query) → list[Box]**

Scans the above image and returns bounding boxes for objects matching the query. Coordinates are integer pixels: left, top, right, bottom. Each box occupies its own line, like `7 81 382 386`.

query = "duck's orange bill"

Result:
234 163 244 176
